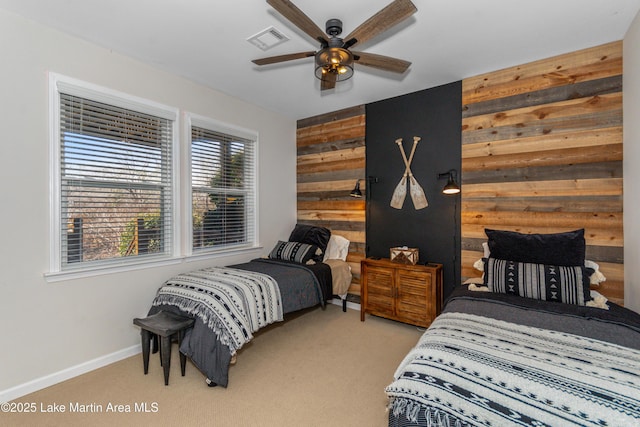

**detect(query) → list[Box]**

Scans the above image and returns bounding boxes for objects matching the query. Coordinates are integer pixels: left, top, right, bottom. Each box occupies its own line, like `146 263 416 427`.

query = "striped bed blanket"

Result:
151 266 283 354
386 309 640 427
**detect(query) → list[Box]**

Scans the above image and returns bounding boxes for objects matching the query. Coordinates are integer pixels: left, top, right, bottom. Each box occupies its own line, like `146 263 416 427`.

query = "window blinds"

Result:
191 125 256 251
59 93 173 267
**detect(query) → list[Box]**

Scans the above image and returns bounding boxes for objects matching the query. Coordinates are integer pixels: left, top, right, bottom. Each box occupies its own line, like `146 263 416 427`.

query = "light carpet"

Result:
3 304 423 427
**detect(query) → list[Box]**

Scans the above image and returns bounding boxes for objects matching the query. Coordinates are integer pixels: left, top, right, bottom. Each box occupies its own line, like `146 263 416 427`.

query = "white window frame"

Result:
46 73 180 281
184 112 259 259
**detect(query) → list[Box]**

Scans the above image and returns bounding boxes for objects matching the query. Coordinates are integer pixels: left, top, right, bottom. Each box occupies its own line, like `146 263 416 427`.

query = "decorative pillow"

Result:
483 257 591 305
476 254 605 286
288 224 331 261
586 290 609 310
485 228 585 266
268 241 320 264
585 259 607 285
323 234 350 262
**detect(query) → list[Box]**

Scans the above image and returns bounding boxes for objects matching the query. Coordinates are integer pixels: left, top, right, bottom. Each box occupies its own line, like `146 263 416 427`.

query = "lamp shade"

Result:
315 47 354 82
350 179 362 198
442 174 460 194
438 170 461 195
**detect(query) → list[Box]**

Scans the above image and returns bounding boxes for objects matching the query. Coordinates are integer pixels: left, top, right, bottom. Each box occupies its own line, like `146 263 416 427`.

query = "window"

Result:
48 76 258 278
51 75 176 272
190 117 257 253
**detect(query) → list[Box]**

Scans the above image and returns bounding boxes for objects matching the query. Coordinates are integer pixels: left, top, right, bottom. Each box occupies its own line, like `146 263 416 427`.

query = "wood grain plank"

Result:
296 137 364 156
463 41 621 94
460 195 623 213
462 93 621 132
334 230 365 244
463 160 622 184
297 209 365 222
462 108 622 145
462 41 622 104
297 146 366 166
297 158 365 176
461 210 621 229
297 168 365 183
462 75 622 118
297 178 365 193
462 178 622 198
585 245 624 263
462 149 622 175
297 190 365 201
297 200 366 211
461 249 483 278
461 224 622 247
462 126 621 154
297 105 365 128
348 242 365 256
461 239 486 253
297 115 365 146
592 262 624 304
463 58 622 106
297 127 366 148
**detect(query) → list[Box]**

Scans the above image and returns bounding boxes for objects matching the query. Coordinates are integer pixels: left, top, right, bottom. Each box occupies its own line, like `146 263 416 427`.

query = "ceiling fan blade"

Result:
320 72 337 91
252 51 316 66
267 0 328 44
343 0 417 48
352 51 411 73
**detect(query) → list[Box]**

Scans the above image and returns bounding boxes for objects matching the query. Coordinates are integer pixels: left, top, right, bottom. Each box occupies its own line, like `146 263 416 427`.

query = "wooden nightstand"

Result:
360 258 443 328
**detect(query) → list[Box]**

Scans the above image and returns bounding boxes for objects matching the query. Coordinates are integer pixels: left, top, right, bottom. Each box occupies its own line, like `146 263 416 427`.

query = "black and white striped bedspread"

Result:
386 311 640 427
151 266 283 353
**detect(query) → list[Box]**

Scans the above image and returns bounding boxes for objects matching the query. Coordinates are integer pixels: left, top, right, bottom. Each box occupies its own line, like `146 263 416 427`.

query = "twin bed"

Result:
386 228 640 426
147 224 351 387
145 224 640 425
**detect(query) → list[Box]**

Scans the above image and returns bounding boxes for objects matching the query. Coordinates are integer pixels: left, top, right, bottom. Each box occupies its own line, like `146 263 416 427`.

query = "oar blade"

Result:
390 176 407 209
409 175 428 209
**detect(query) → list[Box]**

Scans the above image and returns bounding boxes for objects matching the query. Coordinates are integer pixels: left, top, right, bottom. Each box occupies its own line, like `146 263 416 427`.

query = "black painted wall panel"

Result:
365 81 462 299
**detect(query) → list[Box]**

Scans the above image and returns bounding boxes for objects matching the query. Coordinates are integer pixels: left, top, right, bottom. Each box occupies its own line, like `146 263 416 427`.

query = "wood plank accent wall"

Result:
297 105 366 295
461 41 624 304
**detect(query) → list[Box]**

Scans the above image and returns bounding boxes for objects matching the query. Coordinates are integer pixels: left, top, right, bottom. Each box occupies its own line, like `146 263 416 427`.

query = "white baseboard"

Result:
3 301 360 403
1 344 140 403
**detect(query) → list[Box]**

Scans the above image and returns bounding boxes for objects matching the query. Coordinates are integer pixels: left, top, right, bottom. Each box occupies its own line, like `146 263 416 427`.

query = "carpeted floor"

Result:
2 304 423 427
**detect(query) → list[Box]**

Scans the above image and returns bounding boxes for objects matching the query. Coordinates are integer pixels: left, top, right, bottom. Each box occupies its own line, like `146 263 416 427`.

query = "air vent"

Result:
247 26 289 51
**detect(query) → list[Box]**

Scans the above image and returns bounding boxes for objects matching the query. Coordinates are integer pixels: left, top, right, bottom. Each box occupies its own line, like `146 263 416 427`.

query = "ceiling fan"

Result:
252 0 417 91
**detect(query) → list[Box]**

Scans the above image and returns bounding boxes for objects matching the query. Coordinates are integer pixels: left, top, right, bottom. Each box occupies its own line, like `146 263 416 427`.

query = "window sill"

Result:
44 246 264 283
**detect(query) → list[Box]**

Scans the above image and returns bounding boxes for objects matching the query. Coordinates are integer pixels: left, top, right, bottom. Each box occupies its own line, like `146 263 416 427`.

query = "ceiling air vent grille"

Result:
247 26 289 51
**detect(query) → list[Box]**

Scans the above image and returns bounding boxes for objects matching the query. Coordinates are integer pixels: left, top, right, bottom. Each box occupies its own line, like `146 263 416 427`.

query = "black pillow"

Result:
288 224 331 261
485 228 585 267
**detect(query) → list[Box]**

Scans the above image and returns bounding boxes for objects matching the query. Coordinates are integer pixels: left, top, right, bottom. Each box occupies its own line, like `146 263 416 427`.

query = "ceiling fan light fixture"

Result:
314 47 354 82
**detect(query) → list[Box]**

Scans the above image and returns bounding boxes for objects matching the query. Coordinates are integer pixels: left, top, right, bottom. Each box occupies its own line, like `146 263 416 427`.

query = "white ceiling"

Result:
2 0 639 120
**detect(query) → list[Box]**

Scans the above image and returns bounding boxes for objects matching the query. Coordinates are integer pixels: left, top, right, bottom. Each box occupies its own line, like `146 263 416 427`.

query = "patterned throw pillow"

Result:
268 241 320 264
483 257 591 305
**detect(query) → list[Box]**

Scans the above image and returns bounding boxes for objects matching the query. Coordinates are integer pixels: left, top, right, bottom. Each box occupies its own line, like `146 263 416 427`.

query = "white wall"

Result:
624 10 640 313
0 9 297 399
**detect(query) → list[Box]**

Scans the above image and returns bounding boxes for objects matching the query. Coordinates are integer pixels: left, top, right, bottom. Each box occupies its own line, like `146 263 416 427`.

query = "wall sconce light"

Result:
350 179 363 198
349 176 378 258
349 177 378 198
437 169 461 195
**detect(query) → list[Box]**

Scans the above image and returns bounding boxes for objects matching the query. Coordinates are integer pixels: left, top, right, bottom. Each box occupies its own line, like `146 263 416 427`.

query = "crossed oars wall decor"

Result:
390 136 428 210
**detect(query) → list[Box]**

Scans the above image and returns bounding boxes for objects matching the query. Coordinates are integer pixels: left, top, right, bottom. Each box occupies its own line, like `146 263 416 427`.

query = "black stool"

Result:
133 311 195 385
